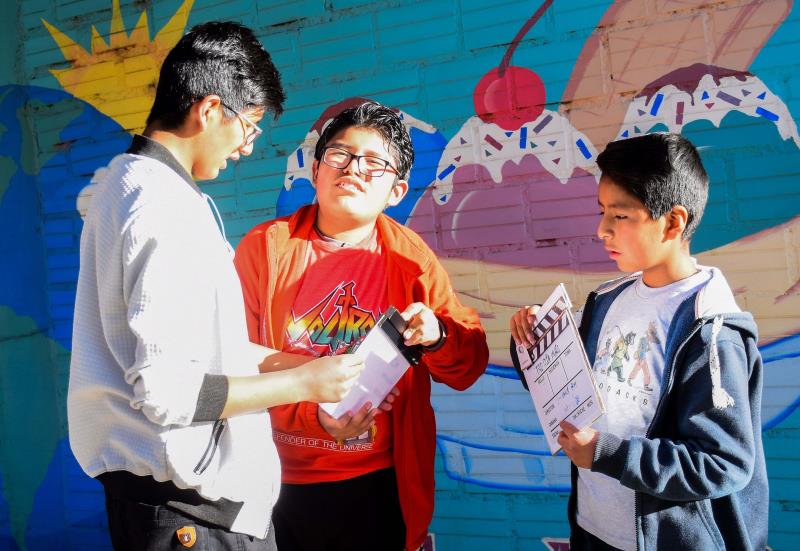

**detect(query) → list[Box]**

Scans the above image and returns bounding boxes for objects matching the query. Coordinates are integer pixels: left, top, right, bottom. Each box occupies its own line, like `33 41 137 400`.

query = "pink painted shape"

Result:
484 245 572 269
542 539 571 551
407 155 616 271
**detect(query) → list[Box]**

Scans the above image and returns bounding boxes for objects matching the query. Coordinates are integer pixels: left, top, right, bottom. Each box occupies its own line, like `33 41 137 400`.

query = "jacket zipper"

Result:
634 319 704 551
193 418 227 475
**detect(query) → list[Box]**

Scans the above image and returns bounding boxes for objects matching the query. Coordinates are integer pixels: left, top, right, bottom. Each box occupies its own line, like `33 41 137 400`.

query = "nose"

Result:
341 155 364 176
597 214 611 240
238 140 255 158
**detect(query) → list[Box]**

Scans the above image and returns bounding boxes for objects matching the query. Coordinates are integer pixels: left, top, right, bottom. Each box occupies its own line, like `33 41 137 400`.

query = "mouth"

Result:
605 247 620 258
335 178 365 193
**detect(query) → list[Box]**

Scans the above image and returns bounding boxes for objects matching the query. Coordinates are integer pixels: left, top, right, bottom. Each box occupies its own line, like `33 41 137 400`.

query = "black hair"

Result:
313 101 414 179
147 21 285 128
596 132 708 240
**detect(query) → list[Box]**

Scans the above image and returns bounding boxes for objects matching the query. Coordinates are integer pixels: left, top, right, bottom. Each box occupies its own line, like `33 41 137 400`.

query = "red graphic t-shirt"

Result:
273 227 394 483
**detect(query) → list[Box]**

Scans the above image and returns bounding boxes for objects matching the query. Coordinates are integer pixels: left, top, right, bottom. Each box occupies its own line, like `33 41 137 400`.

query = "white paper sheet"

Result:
320 325 411 418
514 284 605 454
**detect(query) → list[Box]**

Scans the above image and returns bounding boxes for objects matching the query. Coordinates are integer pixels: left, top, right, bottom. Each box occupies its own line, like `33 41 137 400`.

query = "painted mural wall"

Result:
1 0 798 549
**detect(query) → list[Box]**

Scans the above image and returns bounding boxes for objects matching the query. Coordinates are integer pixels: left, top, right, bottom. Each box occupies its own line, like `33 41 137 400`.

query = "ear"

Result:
192 95 223 131
386 179 409 208
311 159 319 188
664 205 689 240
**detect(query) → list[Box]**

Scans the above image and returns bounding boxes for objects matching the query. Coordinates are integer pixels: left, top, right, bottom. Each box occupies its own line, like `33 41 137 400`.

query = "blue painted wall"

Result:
1 1 798 549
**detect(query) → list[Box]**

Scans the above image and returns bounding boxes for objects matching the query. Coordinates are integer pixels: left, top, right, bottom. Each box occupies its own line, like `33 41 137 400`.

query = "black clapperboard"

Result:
525 297 569 365
344 306 422 365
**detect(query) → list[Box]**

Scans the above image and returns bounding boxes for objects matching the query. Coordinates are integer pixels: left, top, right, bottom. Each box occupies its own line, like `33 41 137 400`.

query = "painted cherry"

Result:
473 66 545 131
473 0 552 131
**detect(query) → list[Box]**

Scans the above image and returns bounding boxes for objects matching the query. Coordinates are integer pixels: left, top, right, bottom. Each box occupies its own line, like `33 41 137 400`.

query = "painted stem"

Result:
499 0 554 76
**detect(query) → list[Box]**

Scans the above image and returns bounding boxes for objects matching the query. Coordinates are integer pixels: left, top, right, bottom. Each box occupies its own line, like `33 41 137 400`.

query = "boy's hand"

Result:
558 421 599 469
318 402 377 441
400 303 441 347
317 387 399 441
377 386 400 412
302 354 364 403
510 305 540 347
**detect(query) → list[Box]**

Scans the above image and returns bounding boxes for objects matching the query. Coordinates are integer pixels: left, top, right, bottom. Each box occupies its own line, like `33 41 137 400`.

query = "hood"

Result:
593 264 758 411
593 263 757 338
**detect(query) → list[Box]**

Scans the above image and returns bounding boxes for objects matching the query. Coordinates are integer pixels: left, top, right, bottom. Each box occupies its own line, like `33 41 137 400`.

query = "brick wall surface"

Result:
1 0 798 549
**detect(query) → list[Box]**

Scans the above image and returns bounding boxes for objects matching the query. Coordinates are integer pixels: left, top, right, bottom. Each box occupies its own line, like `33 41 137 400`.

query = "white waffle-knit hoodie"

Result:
68 149 279 538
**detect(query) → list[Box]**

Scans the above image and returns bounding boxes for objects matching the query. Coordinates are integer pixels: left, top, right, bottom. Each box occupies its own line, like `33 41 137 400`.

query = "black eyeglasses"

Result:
321 146 398 177
221 102 263 147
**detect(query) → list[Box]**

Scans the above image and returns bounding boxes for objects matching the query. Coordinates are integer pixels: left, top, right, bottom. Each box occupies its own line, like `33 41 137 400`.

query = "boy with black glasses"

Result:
235 101 489 551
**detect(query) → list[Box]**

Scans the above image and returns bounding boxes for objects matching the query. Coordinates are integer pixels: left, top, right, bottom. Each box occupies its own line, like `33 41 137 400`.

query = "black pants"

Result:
104 489 277 551
571 525 624 551
272 467 406 551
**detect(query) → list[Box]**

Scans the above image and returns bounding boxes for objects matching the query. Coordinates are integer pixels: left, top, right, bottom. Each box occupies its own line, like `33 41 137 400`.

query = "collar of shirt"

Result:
127 134 195 188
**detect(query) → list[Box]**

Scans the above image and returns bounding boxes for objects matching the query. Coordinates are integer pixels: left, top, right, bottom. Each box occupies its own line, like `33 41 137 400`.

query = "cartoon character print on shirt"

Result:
607 327 636 383
595 337 612 375
286 280 383 446
593 320 661 414
626 321 660 392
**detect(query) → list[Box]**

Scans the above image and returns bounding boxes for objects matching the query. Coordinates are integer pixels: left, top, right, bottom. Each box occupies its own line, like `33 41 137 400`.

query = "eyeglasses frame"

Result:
220 101 263 147
320 146 399 178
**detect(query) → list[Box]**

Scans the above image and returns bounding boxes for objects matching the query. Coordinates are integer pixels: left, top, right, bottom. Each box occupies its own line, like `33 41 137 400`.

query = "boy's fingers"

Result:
525 316 535 334
343 361 363 380
525 305 541 345
347 403 373 426
337 356 364 378
559 420 578 435
400 302 425 321
557 431 569 451
511 310 528 346
523 324 535 346
520 308 536 345
511 321 522 346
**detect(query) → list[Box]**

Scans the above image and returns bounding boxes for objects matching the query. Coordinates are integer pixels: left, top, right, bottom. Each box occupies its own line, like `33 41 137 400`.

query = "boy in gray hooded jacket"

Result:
511 133 768 550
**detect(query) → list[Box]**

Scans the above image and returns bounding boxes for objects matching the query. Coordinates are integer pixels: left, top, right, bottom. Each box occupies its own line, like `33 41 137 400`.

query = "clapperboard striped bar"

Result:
528 298 569 364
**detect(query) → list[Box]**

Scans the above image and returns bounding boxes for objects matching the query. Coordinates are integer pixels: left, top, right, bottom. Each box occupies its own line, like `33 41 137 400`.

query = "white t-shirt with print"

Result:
576 270 710 550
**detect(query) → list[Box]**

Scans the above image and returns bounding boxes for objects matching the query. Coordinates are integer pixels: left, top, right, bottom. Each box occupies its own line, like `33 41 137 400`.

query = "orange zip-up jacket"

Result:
234 205 488 551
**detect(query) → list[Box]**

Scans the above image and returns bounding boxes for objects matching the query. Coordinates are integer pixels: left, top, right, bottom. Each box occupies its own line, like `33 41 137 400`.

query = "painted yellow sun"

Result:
42 0 194 133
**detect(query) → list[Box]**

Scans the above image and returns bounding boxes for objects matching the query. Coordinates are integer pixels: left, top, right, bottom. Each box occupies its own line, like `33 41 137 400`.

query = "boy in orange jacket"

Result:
235 101 488 550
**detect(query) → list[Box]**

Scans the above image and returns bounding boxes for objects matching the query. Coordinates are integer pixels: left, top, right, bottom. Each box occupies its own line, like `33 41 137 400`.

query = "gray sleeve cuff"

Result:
192 374 229 422
591 431 629 481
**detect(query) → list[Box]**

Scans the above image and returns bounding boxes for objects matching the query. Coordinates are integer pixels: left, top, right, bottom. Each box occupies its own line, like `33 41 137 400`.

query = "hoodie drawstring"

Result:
709 315 736 409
